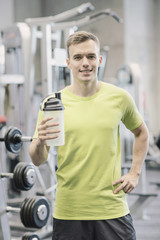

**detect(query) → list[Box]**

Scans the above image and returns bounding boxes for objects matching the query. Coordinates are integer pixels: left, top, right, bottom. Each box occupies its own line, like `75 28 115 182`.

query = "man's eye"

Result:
74 56 81 60
88 55 96 59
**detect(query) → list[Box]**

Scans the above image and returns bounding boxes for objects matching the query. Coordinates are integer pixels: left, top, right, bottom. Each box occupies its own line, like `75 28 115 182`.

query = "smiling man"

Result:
29 31 149 240
66 36 102 96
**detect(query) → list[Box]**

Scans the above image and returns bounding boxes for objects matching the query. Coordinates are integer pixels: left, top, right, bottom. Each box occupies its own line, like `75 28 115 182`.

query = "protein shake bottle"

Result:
43 92 65 146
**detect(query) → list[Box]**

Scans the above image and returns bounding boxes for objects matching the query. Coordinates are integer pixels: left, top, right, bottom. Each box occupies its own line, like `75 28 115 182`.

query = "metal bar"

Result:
37 225 53 238
6 206 20 213
21 136 32 142
129 194 158 219
89 9 123 23
25 3 95 25
50 8 123 31
0 173 13 179
7 198 24 206
0 178 11 239
45 184 57 194
40 24 53 96
35 168 46 192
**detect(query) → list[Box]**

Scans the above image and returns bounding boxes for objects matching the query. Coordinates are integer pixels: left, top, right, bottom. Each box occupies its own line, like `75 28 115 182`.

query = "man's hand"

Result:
29 117 60 166
113 173 139 194
38 117 60 144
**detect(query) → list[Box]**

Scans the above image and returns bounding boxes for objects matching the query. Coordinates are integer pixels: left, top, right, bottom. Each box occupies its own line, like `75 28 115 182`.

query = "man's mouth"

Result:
79 69 92 72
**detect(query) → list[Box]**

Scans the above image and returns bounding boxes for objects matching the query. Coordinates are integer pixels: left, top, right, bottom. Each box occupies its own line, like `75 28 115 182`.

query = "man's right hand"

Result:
29 117 60 166
37 117 60 145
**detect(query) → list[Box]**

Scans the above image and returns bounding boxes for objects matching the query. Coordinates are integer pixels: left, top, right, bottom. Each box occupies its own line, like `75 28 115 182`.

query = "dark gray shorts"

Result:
52 214 136 240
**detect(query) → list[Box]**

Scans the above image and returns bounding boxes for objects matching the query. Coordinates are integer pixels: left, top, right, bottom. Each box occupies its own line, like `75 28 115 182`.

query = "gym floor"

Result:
128 166 160 240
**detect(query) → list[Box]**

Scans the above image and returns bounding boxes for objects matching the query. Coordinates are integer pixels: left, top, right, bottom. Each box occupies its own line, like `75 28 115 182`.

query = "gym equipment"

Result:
26 2 95 24
0 127 32 154
22 232 40 240
6 196 50 229
0 162 36 191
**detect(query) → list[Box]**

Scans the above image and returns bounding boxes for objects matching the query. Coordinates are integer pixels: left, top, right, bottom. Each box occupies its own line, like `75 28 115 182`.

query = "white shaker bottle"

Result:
43 92 65 146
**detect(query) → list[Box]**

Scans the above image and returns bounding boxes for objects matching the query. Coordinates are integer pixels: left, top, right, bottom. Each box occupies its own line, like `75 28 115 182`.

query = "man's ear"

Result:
66 58 71 69
98 55 103 67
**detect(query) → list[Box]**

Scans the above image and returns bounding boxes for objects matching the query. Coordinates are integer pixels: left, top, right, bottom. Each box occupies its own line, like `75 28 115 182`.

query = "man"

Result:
29 31 149 240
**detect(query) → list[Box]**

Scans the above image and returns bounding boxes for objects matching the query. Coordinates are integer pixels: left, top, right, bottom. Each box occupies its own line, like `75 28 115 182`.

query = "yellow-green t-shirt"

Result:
33 82 143 220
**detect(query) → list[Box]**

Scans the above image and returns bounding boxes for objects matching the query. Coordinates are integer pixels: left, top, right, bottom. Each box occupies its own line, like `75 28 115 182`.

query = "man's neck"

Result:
68 81 101 97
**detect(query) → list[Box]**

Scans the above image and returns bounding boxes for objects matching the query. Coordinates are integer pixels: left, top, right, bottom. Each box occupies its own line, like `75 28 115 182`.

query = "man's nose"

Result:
82 57 89 67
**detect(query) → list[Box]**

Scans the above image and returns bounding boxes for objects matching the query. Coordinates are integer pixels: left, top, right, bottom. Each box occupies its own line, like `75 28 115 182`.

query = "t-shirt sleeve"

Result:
33 109 44 139
121 91 143 130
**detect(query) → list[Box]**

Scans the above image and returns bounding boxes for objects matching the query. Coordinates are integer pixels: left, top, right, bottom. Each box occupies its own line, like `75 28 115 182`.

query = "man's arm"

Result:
113 121 149 194
29 139 49 166
29 117 60 166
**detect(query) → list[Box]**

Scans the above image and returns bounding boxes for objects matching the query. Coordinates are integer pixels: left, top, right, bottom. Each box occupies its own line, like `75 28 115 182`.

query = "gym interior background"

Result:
0 0 160 239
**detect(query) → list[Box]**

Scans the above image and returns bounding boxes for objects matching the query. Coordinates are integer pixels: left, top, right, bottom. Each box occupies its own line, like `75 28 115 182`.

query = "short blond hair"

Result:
66 31 100 57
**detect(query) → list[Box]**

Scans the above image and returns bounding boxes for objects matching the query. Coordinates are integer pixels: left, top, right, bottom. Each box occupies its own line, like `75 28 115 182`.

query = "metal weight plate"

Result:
19 164 31 191
28 197 37 228
12 162 20 189
13 162 24 190
13 162 35 191
4 127 23 153
31 197 50 228
27 198 37 228
18 162 28 191
23 198 33 228
13 162 26 190
23 165 36 189
20 198 30 228
22 232 40 240
4 128 13 152
20 198 37 228
25 198 35 228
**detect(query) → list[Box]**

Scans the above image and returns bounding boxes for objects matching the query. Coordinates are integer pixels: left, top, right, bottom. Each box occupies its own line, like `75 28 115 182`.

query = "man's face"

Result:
66 40 102 84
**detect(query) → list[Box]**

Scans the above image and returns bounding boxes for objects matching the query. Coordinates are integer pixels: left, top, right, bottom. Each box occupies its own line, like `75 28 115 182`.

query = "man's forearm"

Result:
113 122 149 194
130 122 149 176
29 139 49 166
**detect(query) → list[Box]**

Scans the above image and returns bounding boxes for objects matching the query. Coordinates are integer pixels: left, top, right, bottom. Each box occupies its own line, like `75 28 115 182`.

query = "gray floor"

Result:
128 167 160 240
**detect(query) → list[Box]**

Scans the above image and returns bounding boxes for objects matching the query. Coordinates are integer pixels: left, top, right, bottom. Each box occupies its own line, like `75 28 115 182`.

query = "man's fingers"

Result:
114 182 127 194
114 180 134 194
113 178 124 186
39 134 59 141
39 128 60 135
38 116 61 142
114 173 139 194
40 117 53 124
123 184 132 193
39 121 59 130
39 129 60 139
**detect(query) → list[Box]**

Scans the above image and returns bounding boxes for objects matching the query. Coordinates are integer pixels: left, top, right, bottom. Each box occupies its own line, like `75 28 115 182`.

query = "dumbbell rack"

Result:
0 162 51 239
0 163 12 239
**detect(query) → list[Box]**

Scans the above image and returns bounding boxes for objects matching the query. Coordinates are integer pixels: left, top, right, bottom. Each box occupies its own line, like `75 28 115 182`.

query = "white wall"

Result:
124 0 158 133
0 0 14 30
14 0 42 22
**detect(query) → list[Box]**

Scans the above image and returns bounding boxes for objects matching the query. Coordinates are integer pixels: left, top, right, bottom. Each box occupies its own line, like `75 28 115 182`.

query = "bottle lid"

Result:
42 93 64 111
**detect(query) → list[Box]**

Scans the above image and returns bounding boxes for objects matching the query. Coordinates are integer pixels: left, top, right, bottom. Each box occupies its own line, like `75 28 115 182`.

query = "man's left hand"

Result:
113 173 139 194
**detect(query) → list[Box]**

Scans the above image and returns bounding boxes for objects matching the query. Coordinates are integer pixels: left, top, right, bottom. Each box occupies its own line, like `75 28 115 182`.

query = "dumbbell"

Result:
6 196 50 229
0 126 32 154
22 232 40 240
0 162 36 191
